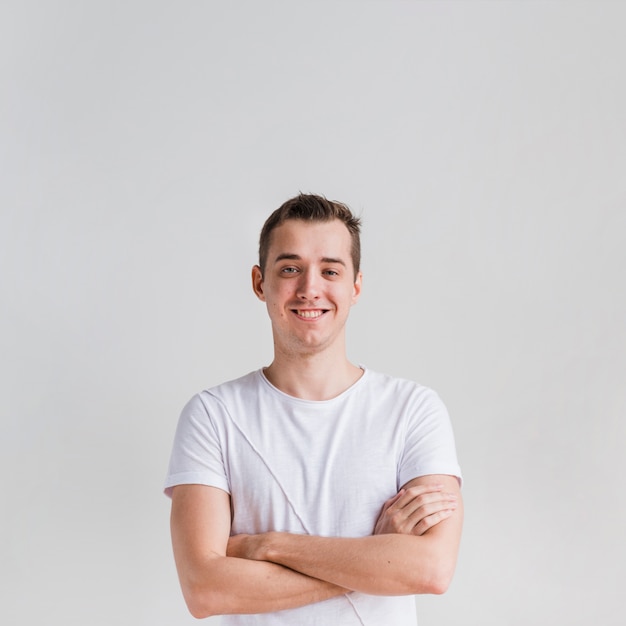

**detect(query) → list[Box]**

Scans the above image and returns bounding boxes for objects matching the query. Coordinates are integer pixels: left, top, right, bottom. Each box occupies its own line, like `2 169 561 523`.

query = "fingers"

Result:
375 485 457 535
397 483 444 503
393 484 456 514
380 489 406 512
411 509 455 536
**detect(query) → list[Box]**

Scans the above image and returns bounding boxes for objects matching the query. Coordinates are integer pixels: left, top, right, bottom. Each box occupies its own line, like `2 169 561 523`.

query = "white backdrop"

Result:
1 2 625 625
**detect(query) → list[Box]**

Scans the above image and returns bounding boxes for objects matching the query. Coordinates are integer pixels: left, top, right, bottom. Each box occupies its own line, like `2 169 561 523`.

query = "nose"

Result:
296 269 320 300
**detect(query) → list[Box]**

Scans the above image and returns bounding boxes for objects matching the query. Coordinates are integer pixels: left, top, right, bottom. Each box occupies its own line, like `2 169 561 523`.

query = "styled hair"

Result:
258 193 361 277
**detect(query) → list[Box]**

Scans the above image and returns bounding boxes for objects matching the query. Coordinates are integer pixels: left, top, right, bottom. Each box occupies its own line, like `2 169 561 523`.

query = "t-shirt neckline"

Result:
257 366 368 404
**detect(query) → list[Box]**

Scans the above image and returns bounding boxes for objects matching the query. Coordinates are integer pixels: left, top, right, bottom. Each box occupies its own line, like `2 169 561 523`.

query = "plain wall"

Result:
1 1 625 624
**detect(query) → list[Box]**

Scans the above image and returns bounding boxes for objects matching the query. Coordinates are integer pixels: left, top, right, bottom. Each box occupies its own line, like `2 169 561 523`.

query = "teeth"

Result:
297 310 323 318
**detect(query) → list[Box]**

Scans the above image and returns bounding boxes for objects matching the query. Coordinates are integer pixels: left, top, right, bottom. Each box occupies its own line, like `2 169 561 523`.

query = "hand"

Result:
227 533 255 560
373 484 457 536
227 532 273 561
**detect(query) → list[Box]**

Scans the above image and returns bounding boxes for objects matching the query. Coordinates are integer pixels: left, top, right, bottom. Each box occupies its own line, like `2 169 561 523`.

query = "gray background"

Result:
2 1 625 625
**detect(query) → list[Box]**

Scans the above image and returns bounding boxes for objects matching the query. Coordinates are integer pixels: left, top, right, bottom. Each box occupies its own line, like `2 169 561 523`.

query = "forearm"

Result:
177 551 348 617
250 476 462 596
239 532 451 596
170 485 348 618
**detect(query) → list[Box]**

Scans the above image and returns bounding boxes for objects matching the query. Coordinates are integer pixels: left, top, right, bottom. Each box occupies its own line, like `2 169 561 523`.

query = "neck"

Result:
263 350 363 401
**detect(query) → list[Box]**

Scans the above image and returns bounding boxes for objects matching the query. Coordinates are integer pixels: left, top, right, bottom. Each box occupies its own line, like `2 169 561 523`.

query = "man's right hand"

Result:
373 483 458 537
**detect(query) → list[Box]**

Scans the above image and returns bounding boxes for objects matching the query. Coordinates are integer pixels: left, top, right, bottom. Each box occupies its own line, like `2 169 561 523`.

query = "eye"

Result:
323 269 339 277
281 266 299 274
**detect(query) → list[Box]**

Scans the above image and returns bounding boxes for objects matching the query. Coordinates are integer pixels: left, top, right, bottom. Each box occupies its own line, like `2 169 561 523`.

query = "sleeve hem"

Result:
163 471 231 498
398 466 463 489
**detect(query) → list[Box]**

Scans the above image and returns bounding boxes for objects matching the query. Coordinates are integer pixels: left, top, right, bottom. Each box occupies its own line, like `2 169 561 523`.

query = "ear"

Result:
252 265 266 301
351 271 363 305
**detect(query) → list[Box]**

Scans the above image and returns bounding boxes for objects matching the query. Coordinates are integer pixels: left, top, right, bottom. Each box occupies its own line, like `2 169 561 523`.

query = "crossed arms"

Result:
170 474 463 618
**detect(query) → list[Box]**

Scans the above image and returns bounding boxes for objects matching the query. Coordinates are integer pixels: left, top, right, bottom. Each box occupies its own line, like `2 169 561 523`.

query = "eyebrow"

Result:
273 253 346 267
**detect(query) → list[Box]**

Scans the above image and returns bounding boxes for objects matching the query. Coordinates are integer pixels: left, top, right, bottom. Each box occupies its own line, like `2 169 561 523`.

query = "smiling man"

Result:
164 194 463 625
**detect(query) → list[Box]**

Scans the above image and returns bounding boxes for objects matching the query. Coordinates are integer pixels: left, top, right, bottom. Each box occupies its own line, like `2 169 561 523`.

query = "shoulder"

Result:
203 369 261 396
358 369 451 428
192 370 263 405
360 368 442 404
179 370 263 423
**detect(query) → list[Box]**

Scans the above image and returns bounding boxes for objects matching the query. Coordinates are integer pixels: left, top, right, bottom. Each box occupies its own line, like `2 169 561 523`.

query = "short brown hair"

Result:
259 193 361 277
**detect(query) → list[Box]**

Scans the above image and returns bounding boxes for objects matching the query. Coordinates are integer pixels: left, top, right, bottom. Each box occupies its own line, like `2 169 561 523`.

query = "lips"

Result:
292 309 327 319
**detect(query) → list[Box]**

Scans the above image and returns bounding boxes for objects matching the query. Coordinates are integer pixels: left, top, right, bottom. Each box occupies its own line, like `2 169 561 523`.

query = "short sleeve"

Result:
398 387 462 488
163 392 230 497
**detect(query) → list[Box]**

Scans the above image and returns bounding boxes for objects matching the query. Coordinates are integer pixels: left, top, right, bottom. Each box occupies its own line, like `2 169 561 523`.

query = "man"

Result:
164 194 463 624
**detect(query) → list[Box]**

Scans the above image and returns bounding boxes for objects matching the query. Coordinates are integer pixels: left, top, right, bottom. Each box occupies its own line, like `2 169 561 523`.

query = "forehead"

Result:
268 219 353 260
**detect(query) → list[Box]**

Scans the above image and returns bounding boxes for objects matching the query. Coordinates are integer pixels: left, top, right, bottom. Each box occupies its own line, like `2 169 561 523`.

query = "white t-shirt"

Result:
165 367 462 625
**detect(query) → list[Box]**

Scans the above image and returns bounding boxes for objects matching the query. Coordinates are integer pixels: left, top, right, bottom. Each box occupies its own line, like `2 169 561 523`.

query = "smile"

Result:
292 309 327 319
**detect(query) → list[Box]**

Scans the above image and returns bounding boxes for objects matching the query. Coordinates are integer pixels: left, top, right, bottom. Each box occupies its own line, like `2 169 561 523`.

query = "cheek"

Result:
336 287 356 308
267 300 287 319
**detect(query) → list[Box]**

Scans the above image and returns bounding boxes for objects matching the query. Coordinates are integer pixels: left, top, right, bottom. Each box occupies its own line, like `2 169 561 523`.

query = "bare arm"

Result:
170 484 348 618
227 474 463 596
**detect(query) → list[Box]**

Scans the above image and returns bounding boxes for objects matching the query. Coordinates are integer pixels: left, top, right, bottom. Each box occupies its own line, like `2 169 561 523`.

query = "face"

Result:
252 219 362 358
